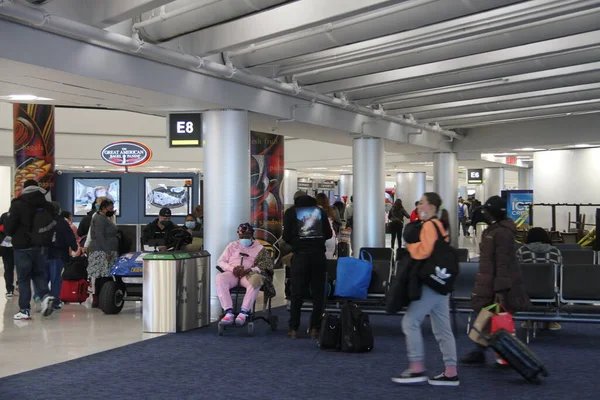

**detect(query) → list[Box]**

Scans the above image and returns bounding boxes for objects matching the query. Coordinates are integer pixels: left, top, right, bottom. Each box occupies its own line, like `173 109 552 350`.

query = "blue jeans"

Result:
14 248 50 311
44 258 64 307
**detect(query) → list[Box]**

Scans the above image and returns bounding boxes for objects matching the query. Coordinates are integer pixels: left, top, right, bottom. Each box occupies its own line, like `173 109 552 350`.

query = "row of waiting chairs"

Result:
516 243 598 265
452 261 600 342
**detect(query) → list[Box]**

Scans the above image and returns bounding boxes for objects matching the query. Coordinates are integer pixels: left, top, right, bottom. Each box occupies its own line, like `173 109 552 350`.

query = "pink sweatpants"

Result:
216 271 260 312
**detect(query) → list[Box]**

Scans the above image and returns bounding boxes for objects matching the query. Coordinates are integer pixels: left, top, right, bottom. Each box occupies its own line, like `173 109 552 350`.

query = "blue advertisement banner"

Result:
506 190 533 226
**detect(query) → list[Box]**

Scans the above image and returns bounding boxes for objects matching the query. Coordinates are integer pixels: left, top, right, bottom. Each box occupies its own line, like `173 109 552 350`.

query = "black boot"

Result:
460 349 486 366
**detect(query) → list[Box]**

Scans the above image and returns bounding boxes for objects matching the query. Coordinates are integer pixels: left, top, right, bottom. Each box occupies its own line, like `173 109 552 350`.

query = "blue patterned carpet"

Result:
1 307 598 400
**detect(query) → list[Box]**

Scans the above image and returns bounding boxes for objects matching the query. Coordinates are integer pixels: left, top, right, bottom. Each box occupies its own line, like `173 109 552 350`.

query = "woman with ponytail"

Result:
392 192 459 387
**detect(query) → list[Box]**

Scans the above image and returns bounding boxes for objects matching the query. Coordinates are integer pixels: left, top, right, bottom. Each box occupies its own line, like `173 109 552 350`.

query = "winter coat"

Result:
389 205 410 224
472 219 530 313
77 209 96 238
48 216 78 262
282 195 333 254
4 185 53 249
516 243 562 267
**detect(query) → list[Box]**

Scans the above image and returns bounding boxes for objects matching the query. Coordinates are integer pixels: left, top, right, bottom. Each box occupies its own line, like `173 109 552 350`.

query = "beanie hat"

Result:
237 223 254 236
483 195 507 220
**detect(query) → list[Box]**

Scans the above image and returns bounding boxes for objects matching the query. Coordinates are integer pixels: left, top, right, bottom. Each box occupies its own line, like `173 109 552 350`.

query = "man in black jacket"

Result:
283 191 333 339
45 201 78 310
142 207 178 246
4 180 55 320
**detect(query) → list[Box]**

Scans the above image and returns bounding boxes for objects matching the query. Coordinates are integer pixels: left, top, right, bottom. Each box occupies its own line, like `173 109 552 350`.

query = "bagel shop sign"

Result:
101 141 152 169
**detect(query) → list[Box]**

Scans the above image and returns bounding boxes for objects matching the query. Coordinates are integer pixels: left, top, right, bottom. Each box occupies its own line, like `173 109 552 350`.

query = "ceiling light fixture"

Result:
7 94 53 101
515 148 545 152
568 144 591 148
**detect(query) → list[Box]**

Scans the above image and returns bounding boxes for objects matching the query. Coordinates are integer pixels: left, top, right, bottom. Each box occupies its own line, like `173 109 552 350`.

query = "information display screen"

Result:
168 113 202 147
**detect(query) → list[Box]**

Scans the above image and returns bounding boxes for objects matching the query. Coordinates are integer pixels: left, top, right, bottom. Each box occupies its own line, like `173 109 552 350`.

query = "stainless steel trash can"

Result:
143 250 210 333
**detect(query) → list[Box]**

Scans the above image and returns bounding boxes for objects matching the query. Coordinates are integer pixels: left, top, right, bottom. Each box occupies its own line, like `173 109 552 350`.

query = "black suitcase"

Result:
488 328 549 384
318 313 341 350
340 302 374 353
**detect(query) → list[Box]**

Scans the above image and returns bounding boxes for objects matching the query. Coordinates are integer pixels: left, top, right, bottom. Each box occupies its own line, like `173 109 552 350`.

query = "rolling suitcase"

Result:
488 328 549 384
60 279 89 303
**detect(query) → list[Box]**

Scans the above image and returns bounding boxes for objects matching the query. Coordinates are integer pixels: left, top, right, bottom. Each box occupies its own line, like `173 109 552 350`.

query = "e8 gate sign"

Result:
168 113 202 148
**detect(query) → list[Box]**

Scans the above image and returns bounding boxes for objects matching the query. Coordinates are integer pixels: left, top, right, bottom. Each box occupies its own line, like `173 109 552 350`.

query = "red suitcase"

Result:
60 279 89 303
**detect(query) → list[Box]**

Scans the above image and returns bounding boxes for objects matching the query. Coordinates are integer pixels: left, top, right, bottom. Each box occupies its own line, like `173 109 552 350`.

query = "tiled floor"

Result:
0 235 478 378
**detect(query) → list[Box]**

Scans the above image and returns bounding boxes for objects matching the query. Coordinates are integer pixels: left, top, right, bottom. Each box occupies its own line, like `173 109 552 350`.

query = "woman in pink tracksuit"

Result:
216 223 274 326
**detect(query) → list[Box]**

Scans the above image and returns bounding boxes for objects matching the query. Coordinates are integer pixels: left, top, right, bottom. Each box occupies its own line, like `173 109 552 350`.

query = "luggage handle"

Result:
360 250 373 263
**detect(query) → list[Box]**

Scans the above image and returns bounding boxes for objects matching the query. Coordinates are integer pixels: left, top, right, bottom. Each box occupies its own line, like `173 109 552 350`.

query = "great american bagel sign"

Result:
101 141 152 168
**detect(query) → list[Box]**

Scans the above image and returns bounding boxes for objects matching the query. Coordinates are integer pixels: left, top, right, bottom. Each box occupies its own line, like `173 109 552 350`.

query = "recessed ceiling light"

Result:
515 148 545 152
492 152 517 156
568 144 591 148
6 94 53 101
83 166 95 169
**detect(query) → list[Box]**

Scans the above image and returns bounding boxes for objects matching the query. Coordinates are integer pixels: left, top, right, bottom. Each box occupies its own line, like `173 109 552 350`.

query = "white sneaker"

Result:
14 310 31 320
41 295 55 317
5 291 14 298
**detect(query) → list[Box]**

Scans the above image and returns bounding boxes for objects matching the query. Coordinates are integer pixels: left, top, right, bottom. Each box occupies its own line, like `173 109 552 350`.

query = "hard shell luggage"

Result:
60 279 89 303
318 313 341 350
488 328 549 384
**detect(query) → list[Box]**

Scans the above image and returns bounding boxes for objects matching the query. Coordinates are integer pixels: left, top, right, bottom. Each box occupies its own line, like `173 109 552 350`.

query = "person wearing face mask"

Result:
87 199 120 307
215 223 275 326
460 195 530 367
184 214 203 237
392 192 460 387
77 196 106 238
142 207 178 245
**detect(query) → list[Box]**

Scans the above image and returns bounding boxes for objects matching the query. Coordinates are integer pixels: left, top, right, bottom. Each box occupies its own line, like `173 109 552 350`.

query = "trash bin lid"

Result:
143 253 176 260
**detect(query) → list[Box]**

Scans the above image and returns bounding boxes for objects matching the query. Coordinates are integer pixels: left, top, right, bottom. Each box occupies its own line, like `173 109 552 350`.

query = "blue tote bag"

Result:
334 250 373 299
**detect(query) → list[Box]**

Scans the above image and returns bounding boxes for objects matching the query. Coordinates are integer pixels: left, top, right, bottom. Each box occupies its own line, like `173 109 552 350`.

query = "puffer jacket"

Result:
472 219 530 313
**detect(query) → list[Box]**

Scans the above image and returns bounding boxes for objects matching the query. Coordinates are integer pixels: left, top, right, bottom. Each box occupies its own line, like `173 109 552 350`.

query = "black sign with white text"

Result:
168 113 202 147
467 169 483 184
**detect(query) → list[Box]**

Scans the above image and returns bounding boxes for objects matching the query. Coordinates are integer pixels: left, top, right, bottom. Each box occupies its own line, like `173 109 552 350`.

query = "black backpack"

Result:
62 256 88 281
318 313 341 351
30 206 57 247
417 220 460 295
340 302 374 353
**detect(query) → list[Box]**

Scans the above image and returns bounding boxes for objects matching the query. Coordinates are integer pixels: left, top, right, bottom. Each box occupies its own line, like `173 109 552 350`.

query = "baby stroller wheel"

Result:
247 322 255 336
270 315 279 332
217 322 224 336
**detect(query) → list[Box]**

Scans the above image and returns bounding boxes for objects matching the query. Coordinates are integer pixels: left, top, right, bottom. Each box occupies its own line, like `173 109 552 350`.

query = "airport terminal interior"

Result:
2 0 600 399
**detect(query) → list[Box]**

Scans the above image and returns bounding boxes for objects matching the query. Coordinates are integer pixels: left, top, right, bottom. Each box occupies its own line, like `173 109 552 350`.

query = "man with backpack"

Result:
45 202 78 310
4 179 57 320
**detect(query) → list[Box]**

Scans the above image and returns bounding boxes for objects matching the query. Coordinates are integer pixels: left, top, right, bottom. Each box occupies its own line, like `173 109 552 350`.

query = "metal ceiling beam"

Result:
423 99 600 125
360 62 600 106
445 110 600 130
176 0 399 56
387 83 600 115
306 30 600 94
276 0 597 78
22 0 175 27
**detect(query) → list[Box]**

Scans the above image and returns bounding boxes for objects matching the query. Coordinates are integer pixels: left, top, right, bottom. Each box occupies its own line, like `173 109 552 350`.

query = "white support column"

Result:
433 153 458 247
339 174 353 201
395 172 426 207
203 110 250 321
518 167 533 190
353 138 385 254
283 168 297 209
483 167 505 200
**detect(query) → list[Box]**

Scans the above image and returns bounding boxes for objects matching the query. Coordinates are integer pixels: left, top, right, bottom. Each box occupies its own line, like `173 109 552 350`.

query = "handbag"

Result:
334 250 373 299
468 303 515 347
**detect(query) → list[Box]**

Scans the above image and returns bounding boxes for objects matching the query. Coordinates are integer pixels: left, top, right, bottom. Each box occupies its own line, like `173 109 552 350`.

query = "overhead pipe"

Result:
0 0 462 139
132 0 224 32
226 0 438 58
